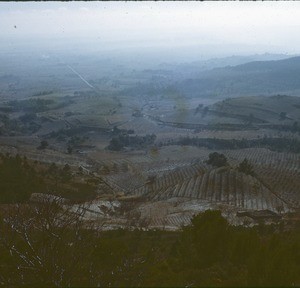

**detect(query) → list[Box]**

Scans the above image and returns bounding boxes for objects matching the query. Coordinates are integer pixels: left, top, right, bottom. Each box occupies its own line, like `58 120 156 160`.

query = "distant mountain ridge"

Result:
177 56 300 98
159 53 292 75
228 56 300 71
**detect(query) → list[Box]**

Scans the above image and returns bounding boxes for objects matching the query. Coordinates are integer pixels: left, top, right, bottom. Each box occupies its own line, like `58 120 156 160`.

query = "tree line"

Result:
160 136 300 153
107 134 157 151
0 154 97 204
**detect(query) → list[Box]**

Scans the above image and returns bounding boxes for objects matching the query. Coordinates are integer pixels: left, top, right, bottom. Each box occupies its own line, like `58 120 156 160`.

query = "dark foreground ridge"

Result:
1 207 300 287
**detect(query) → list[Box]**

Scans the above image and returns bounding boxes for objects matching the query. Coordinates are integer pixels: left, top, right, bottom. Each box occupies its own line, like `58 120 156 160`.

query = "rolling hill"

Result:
177 56 300 98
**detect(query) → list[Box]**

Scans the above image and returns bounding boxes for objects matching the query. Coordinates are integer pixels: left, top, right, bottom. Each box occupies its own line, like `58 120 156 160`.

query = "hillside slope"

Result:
177 56 300 98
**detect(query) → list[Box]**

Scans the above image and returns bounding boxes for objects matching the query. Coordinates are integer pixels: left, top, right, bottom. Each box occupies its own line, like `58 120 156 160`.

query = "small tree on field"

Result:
38 140 48 150
61 164 71 182
279 112 287 120
206 152 228 167
238 158 255 176
292 121 298 133
67 145 73 154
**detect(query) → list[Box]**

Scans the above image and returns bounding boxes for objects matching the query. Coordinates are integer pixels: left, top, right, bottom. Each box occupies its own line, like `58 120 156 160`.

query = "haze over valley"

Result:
1 2 300 287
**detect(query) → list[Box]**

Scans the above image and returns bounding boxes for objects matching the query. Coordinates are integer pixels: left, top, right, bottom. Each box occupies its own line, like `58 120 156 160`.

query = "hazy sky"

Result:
1 1 300 56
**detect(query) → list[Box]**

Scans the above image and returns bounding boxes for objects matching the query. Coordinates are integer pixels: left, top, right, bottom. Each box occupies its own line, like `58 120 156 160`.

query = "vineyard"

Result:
135 165 288 212
3 136 298 224
2 92 300 230
223 148 300 208
99 146 299 222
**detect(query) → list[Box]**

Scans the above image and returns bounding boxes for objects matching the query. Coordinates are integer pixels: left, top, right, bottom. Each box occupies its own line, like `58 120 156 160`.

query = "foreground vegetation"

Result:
0 154 298 286
0 207 300 287
0 153 97 204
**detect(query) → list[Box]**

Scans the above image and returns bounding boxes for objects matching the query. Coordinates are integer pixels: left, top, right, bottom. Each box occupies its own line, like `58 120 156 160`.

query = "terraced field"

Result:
223 148 300 208
135 165 288 212
98 146 299 215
